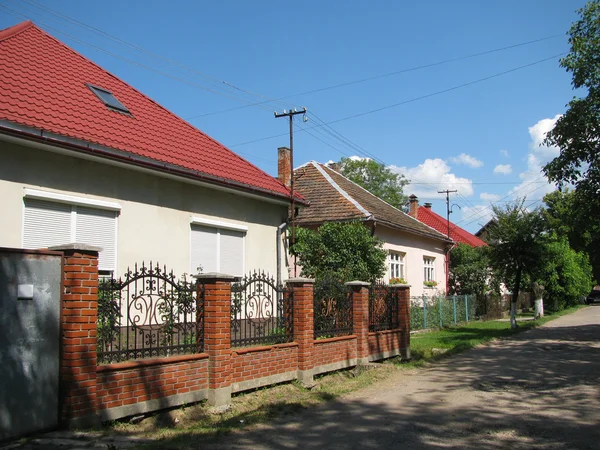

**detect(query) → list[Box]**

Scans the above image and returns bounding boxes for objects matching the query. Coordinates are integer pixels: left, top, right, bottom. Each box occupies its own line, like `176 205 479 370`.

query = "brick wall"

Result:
55 254 411 425
96 355 208 420
314 336 358 374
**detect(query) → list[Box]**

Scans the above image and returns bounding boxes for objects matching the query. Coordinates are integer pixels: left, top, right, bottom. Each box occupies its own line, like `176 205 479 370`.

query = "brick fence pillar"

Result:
396 285 411 360
50 243 101 427
287 277 315 387
196 273 235 409
346 281 370 365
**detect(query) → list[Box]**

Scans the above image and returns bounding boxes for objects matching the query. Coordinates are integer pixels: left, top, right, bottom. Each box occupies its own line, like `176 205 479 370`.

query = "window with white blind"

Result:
190 223 245 276
23 197 118 272
423 256 435 282
389 251 405 281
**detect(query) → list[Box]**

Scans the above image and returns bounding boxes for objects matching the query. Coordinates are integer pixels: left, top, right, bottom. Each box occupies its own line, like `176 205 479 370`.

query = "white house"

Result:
0 21 305 280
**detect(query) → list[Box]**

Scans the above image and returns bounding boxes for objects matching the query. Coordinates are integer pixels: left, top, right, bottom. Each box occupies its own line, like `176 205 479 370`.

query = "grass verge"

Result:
403 305 585 368
111 305 584 448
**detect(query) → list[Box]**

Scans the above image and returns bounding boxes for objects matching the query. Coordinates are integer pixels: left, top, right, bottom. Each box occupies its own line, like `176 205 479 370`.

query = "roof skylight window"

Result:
87 84 130 114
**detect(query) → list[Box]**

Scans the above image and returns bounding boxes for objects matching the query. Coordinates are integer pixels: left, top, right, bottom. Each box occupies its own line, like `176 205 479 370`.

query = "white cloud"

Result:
493 164 512 175
509 153 555 200
528 114 561 163
500 149 509 157
480 192 500 202
391 158 474 199
449 153 483 168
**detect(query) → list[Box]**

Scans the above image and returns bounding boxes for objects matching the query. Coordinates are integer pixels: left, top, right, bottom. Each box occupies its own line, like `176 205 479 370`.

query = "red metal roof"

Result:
417 206 487 247
0 21 300 202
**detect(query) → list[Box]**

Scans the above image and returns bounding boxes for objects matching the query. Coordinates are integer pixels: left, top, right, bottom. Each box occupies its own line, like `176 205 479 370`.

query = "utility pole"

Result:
438 189 457 295
275 107 307 277
438 189 458 239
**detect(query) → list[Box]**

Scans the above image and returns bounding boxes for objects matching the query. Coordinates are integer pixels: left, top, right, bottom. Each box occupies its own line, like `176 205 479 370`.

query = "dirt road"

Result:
205 306 600 449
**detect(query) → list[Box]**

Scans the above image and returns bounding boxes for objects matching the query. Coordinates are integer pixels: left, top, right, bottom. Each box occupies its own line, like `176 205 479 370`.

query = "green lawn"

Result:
404 305 585 368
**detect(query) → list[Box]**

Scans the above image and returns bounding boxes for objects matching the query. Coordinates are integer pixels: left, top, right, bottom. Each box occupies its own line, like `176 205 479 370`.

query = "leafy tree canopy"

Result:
543 0 600 203
543 189 600 280
449 243 491 298
537 237 594 311
292 222 387 283
487 200 547 328
336 157 409 210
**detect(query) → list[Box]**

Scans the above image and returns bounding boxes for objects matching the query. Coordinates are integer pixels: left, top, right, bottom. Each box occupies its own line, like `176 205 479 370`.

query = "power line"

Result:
188 34 564 119
228 53 565 148
456 176 551 227
17 0 291 109
1 1 289 112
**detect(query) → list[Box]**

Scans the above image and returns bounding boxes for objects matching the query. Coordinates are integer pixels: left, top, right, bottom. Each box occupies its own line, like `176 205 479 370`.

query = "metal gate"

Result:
0 250 61 440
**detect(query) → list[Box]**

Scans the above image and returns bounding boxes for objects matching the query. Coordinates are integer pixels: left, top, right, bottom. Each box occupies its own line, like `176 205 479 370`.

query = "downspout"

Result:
277 221 289 287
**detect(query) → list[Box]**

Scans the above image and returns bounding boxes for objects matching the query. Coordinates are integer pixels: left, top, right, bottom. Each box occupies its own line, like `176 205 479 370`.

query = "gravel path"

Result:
4 306 599 449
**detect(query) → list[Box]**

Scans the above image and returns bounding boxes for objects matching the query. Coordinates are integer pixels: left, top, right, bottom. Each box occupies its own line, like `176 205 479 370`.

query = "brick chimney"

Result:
424 202 432 209
409 194 419 219
278 147 291 188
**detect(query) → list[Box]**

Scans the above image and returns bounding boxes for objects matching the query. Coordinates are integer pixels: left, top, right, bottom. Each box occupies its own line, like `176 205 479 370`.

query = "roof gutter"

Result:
0 122 309 207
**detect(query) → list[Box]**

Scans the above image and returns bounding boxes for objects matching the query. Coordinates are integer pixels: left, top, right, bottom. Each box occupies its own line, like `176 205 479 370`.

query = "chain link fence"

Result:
410 294 477 331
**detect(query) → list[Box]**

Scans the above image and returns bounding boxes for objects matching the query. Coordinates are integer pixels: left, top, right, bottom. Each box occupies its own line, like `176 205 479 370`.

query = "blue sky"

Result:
0 0 587 232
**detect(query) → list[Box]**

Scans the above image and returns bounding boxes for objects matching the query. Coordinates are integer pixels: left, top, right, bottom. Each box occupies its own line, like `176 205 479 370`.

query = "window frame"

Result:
87 83 131 115
388 251 406 281
189 217 247 276
423 256 435 283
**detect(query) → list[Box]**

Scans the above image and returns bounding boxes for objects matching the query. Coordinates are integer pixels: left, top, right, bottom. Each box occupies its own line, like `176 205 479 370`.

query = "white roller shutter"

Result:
190 224 244 275
219 229 244 276
76 206 117 271
191 225 218 274
23 198 118 272
23 199 72 249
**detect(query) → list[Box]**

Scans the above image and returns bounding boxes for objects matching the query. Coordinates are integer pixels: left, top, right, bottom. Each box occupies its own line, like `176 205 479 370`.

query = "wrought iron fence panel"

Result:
369 282 399 332
97 262 203 364
231 271 293 347
314 278 353 339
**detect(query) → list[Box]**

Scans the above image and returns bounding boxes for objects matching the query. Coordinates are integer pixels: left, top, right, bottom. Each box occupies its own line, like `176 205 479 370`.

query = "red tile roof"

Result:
0 21 301 203
417 206 487 247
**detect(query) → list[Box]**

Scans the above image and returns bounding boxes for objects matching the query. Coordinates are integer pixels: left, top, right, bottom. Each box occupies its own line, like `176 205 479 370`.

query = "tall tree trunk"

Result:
511 268 521 329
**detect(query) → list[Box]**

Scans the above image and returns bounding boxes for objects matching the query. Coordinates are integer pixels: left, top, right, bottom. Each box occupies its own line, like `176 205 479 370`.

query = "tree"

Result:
291 222 387 283
543 1 600 209
543 189 600 281
336 157 409 210
537 237 594 312
448 243 491 296
487 201 547 329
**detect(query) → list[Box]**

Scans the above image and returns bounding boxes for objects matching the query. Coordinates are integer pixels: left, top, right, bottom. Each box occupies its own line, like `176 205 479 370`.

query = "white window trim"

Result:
424 256 435 282
389 251 406 280
23 188 121 211
190 216 248 232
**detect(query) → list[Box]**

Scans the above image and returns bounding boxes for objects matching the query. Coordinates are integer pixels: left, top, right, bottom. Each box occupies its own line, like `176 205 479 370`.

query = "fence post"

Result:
422 294 427 329
347 281 370 365
465 294 469 322
438 296 443 328
287 277 315 387
396 285 411 360
50 243 100 427
453 294 457 325
196 272 236 410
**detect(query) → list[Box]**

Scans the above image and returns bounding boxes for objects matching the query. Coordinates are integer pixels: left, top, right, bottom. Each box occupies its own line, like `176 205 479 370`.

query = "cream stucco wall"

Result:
376 224 447 298
0 139 289 279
